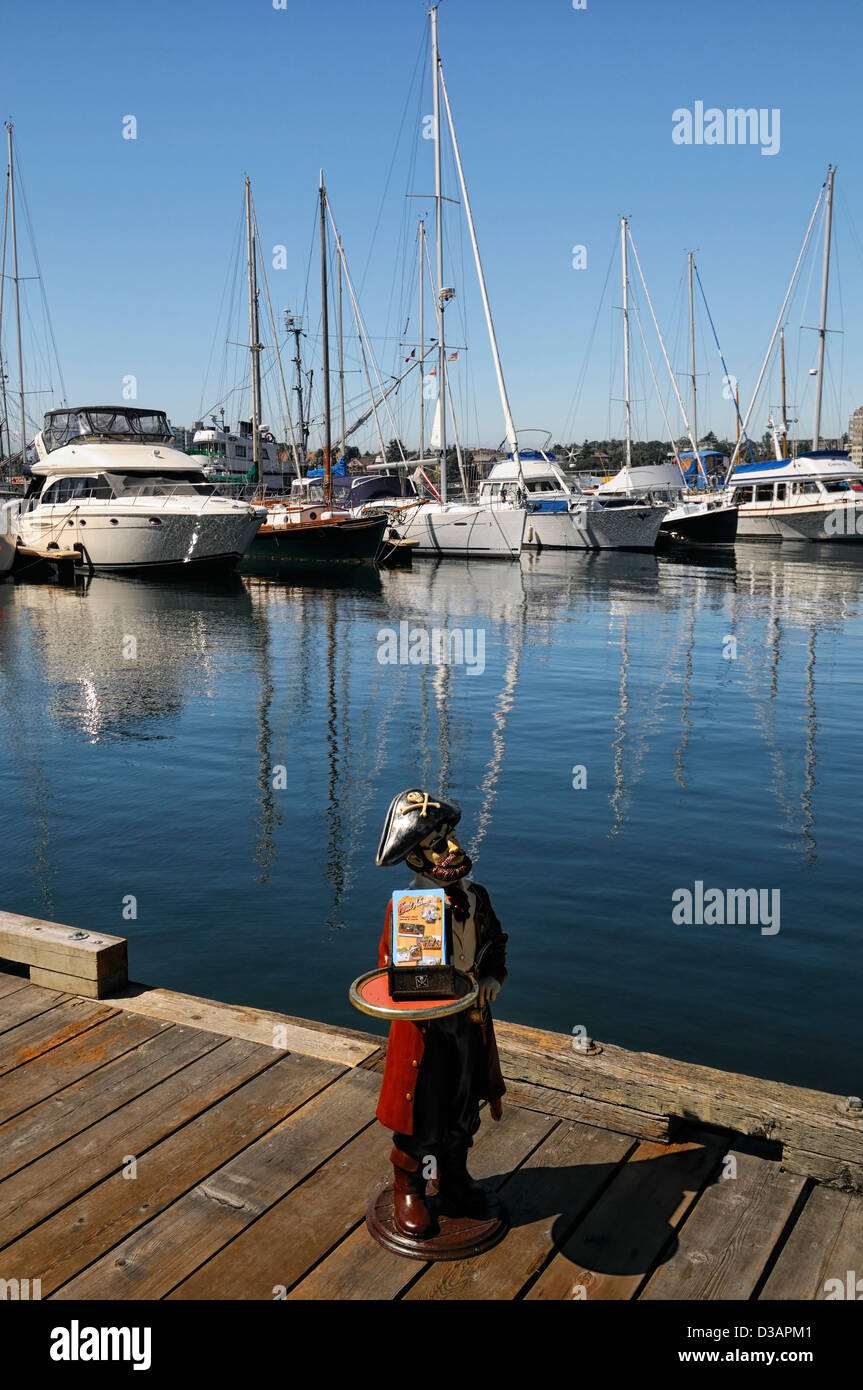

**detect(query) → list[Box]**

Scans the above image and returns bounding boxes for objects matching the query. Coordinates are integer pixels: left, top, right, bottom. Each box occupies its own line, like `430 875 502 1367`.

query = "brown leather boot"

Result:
390 1146 434 1238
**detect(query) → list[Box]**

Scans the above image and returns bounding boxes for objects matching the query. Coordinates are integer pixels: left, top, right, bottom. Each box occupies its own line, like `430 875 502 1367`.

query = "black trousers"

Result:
394 1011 483 1162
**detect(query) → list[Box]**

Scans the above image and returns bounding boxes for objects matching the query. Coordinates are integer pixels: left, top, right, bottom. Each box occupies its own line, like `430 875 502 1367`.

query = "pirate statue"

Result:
375 788 508 1238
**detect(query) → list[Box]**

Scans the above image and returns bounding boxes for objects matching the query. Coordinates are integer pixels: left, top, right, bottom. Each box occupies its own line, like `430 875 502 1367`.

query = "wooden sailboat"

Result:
239 176 387 571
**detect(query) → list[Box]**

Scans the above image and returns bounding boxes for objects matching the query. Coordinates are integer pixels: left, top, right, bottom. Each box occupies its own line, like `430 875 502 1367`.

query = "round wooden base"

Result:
365 1185 508 1261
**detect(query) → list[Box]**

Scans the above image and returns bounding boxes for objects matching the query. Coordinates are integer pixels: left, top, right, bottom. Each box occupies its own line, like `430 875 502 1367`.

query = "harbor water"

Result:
0 544 859 1097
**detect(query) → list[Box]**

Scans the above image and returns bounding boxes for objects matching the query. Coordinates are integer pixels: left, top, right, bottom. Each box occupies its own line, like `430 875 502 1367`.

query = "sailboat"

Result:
596 228 737 546
383 7 526 560
235 177 387 571
726 166 863 542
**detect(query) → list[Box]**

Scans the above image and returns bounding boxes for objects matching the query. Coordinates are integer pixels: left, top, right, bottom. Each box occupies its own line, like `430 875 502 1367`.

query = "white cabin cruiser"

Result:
597 462 738 547
478 452 667 550
1 407 265 575
728 452 863 541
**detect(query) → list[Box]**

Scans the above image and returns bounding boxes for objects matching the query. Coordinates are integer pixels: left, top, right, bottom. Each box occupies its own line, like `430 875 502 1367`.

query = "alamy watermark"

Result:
377 621 485 675
672 881 780 935
672 102 780 157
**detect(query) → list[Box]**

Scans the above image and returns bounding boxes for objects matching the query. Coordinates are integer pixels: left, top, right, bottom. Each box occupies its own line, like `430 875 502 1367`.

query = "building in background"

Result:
849 407 863 467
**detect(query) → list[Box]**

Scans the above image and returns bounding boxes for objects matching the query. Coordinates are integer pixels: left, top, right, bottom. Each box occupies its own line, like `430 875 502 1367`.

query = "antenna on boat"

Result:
320 170 332 509
811 164 835 451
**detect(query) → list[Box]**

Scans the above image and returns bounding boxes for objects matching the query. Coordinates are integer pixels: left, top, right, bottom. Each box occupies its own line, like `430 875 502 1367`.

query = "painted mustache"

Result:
427 850 472 882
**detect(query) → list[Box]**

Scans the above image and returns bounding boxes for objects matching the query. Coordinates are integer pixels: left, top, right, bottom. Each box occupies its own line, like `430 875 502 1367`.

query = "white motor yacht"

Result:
478 450 667 551
728 452 863 541
1 406 265 575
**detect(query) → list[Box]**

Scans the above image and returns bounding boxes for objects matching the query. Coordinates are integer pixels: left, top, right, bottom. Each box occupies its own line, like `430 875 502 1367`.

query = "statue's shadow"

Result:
481 1140 727 1277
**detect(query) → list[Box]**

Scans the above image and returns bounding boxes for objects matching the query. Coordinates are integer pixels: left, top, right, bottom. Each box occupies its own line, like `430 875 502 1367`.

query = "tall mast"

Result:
418 217 425 460
286 315 308 463
430 4 447 503
621 217 632 471
688 250 698 468
438 62 522 479
337 246 345 457
245 177 261 488
319 172 332 507
780 326 788 459
811 163 834 451
0 159 10 463
6 124 25 464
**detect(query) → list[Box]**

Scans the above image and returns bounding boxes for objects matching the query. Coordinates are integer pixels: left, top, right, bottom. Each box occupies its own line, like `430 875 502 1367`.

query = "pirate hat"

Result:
376 788 462 867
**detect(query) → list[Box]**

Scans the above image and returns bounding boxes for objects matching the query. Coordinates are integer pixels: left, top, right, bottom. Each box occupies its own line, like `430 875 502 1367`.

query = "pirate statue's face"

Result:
405 826 473 885
376 788 472 886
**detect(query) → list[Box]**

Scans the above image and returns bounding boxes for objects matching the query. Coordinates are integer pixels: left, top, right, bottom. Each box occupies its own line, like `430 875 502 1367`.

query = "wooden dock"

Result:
0 911 861 1302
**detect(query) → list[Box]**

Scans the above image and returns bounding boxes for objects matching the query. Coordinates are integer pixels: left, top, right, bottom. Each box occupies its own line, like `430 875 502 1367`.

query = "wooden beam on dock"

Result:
493 1020 863 1192
0 911 127 999
110 983 382 1067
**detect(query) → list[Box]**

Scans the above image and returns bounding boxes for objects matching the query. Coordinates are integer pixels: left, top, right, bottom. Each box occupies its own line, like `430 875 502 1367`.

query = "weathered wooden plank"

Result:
0 1012 171 1126
287 1105 558 1301
169 1118 392 1300
0 984 73 1038
525 1138 722 1301
0 998 116 1076
5 1052 339 1296
639 1150 807 1300
0 971 31 1000
111 984 379 1067
0 1021 215 1174
0 911 127 992
56 1069 381 1299
406 1121 637 1303
494 1020 863 1173
503 1078 669 1141
782 1146 863 1192
0 1038 302 1253
760 1186 863 1300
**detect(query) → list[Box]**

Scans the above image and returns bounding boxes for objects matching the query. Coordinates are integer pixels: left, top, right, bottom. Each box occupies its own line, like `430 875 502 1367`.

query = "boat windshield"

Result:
823 478 862 493
41 408 174 452
108 472 216 498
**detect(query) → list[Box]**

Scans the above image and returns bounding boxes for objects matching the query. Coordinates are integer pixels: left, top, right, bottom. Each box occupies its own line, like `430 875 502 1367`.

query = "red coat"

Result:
375 882 508 1134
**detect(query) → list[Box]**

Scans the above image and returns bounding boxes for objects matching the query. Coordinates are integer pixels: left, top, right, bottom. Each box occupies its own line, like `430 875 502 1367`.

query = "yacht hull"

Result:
659 504 739 547
240 513 388 569
390 503 525 558
736 500 863 541
585 503 667 550
6 504 263 573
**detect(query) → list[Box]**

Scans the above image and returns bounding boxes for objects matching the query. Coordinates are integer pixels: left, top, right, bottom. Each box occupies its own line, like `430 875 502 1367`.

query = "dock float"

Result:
0 910 860 1302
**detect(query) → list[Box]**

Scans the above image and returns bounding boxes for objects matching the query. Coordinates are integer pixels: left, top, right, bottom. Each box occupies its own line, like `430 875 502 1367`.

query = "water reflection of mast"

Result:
672 599 696 789
252 591 280 884
801 625 817 867
609 613 630 837
324 588 346 929
468 592 527 865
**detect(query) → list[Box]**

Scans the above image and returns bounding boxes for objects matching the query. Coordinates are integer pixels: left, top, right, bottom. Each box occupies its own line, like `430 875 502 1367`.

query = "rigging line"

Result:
694 263 753 459
12 146 67 404
631 296 684 468
560 229 618 444
199 199 245 419
358 24 427 300
252 197 300 471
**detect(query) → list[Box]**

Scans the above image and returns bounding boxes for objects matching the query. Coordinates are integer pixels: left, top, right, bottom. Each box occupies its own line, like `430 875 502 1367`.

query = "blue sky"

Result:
3 0 862 452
